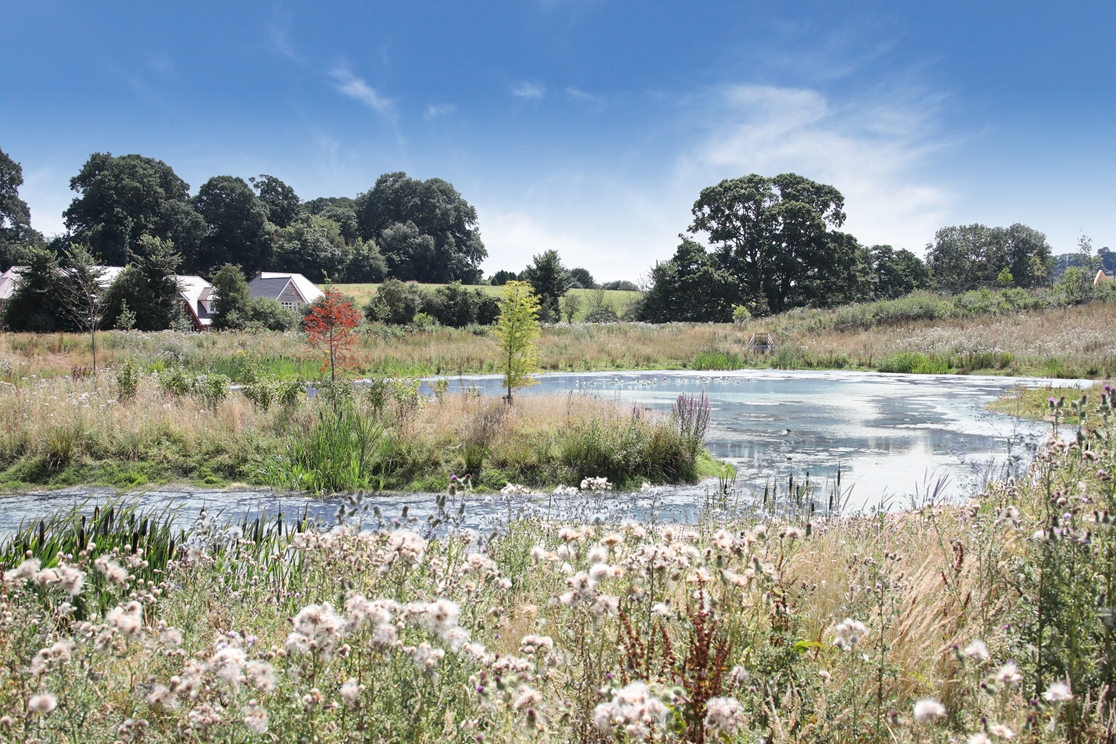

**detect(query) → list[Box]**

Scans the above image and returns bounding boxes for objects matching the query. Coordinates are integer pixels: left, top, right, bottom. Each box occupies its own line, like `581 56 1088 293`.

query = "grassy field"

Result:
2 403 1114 742
0 372 720 491
334 282 643 322
3 296 1116 382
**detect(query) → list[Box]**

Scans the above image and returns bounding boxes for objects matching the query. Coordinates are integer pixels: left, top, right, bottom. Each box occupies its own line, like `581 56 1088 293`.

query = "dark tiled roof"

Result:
248 277 292 300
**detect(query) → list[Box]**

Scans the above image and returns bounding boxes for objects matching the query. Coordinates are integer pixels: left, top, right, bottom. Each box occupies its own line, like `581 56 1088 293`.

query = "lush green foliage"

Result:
62 152 205 267
521 249 573 322
0 146 42 269
355 172 486 283
927 223 1053 292
493 281 541 403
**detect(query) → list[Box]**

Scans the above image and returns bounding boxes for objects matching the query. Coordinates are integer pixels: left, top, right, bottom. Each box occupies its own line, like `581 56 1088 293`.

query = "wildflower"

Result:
340 679 362 707
963 639 990 662
1043 681 1073 703
28 693 57 714
704 697 745 736
588 544 609 563
4 557 40 582
520 635 555 655
913 698 946 723
989 723 1015 739
995 661 1023 684
594 681 667 742
57 565 85 596
146 684 179 710
514 685 543 711
384 530 427 565
412 642 445 671
591 594 620 618
969 735 992 744
290 602 346 658
245 661 277 691
242 700 269 734
209 645 247 685
833 618 868 649
159 626 184 647
106 601 145 639
589 563 614 582
729 665 750 686
94 556 129 583
651 602 671 617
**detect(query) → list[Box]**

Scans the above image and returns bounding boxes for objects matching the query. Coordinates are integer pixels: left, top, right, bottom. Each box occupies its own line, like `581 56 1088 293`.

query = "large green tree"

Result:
192 176 273 276
521 249 572 321
926 223 1052 293
355 172 486 283
2 247 66 331
867 245 931 300
63 153 205 267
100 236 184 331
250 174 300 228
0 147 42 269
689 173 847 315
272 214 386 283
639 237 741 322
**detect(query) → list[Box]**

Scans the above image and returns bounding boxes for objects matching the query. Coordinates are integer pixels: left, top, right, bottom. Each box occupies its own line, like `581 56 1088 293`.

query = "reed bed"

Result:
3 393 1116 742
0 374 703 491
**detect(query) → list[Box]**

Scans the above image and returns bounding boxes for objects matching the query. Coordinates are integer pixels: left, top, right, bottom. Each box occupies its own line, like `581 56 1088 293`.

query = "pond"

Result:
0 370 1087 537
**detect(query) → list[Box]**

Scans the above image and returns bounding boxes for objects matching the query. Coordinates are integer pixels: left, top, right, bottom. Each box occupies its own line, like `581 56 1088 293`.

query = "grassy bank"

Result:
3 400 1116 741
335 282 643 321
3 292 1116 382
0 373 713 492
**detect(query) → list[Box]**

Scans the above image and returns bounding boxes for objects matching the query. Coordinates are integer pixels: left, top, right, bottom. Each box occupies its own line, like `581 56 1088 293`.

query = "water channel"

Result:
0 370 1088 537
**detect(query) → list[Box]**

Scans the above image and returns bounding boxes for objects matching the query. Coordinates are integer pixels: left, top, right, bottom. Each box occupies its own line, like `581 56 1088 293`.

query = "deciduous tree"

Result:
250 174 300 228
193 176 273 275
355 172 486 283
303 287 363 381
57 244 107 372
0 147 41 270
493 281 540 404
521 249 572 321
688 173 846 314
63 153 204 267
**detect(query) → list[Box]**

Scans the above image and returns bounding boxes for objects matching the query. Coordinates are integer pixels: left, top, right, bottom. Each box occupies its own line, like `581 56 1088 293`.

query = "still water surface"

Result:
0 370 1086 536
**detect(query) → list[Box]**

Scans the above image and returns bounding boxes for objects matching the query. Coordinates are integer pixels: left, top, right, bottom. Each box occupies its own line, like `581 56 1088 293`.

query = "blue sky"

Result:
3 1 1114 281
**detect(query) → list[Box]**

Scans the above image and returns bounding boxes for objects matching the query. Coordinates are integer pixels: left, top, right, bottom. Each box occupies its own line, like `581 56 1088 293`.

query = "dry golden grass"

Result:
2 297 1115 381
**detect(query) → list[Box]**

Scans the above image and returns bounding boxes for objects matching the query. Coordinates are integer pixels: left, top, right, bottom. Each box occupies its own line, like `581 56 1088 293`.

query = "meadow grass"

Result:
0 373 707 491
3 396 1116 742
334 283 643 322
4 292 1116 382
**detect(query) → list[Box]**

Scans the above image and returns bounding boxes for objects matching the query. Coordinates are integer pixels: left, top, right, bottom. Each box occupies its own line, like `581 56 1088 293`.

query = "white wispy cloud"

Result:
510 81 546 99
329 67 395 115
425 103 456 119
565 87 599 102
685 84 953 253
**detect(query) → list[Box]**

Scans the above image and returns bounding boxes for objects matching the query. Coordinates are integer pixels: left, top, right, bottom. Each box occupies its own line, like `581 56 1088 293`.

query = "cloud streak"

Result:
510 81 545 99
329 67 394 115
686 84 953 253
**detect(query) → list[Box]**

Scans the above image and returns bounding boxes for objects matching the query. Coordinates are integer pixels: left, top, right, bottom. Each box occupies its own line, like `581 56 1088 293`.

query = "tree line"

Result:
634 173 1096 322
0 148 488 285
3 144 1108 332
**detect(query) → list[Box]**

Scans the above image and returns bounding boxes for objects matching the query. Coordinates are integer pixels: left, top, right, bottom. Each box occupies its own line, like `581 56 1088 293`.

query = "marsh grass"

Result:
0 374 704 491
5 400 1116 741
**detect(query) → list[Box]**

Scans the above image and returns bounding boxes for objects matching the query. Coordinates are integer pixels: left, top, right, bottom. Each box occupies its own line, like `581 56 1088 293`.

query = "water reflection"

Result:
0 370 1087 536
